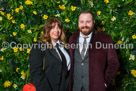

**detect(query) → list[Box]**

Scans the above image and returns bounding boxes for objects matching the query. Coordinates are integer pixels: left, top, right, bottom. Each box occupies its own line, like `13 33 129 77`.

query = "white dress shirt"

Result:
79 32 92 56
52 40 71 70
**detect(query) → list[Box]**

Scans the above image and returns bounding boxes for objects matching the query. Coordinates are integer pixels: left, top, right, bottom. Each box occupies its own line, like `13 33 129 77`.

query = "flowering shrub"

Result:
0 0 136 90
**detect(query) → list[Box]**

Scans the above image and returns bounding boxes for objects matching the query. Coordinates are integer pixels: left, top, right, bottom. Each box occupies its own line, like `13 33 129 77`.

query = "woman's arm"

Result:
29 42 51 91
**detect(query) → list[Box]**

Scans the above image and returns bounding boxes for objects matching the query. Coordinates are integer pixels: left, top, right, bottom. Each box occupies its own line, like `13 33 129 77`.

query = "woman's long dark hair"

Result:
39 18 66 47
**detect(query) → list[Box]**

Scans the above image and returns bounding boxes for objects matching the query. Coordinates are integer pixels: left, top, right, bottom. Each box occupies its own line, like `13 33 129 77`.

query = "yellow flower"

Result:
71 6 76 11
132 34 136 39
7 13 11 17
57 1 60 4
21 74 26 79
7 13 13 20
8 16 13 20
13 47 18 52
7 16 10 19
20 24 25 29
0 11 5 15
111 16 116 21
129 54 135 60
4 81 11 88
21 71 25 74
43 14 48 20
6 14 13 20
101 21 105 25
27 48 30 54
12 20 15 23
11 9 14 12
19 47 23 51
128 10 134 16
97 26 101 31
1 48 5 52
122 0 124 2
33 38 37 42
13 84 17 88
104 0 109 3
59 5 65 10
97 11 101 15
41 31 43 34
16 68 20 72
25 0 33 5
102 27 105 31
65 19 70 23
89 1 94 7
15 8 19 13
21 71 26 79
117 40 123 44
27 30 32 33
33 11 37 15
55 14 60 17
131 70 136 77
19 5 23 10
0 56 4 60
0 17 2 21
13 32 17 36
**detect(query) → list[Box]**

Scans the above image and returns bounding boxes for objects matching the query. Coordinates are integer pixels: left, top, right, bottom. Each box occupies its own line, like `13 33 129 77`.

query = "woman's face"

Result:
50 23 61 42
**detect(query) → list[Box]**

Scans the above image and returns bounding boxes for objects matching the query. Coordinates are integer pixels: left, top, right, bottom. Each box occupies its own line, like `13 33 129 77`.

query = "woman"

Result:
29 18 70 91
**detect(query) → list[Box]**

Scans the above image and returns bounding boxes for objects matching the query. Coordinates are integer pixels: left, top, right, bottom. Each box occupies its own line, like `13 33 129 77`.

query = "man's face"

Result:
78 13 95 36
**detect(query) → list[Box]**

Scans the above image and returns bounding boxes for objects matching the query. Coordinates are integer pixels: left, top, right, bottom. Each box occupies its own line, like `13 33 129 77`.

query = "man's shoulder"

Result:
94 31 113 42
69 30 79 43
95 31 111 38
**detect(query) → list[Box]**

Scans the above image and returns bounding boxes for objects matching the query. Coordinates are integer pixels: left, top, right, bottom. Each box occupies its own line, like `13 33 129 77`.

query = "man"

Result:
69 10 120 91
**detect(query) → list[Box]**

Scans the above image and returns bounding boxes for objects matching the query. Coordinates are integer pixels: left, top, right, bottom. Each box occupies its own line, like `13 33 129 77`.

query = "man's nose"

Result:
83 22 87 26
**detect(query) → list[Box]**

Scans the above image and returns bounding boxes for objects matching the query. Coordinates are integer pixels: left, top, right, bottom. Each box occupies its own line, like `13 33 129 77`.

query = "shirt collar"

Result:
52 40 60 47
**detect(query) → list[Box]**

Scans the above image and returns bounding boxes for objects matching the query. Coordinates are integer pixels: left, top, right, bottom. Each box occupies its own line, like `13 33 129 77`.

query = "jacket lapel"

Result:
70 29 97 58
88 30 97 51
48 49 61 62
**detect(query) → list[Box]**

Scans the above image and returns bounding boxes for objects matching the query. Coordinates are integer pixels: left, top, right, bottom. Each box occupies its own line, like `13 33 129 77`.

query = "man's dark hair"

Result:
79 10 95 20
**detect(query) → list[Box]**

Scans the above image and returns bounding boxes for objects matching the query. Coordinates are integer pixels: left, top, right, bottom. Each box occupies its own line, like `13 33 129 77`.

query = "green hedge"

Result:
0 0 136 91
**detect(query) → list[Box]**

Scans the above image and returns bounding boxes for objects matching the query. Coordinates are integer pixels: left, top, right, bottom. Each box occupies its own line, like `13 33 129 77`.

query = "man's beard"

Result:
79 26 94 35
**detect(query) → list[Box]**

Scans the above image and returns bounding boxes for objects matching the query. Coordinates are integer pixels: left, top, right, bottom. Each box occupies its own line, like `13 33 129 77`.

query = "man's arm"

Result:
104 36 120 87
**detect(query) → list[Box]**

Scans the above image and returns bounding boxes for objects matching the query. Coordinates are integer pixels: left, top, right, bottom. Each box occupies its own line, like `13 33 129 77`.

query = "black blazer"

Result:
29 42 69 91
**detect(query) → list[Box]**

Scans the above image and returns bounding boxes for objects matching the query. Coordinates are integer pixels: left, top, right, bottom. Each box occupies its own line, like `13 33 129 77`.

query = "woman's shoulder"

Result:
30 41 47 52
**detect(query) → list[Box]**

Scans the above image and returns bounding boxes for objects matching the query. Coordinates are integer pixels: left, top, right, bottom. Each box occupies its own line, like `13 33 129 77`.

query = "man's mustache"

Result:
81 26 90 29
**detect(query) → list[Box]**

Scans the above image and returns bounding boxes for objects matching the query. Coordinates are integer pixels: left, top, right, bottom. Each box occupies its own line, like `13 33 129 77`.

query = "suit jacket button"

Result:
81 76 84 78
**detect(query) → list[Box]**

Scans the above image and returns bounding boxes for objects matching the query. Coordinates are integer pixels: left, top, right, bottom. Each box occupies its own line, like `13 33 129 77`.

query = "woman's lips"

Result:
54 34 59 36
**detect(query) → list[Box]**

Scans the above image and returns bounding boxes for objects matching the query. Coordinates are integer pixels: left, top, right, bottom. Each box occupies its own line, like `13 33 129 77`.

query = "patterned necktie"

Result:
56 43 68 77
81 37 87 60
